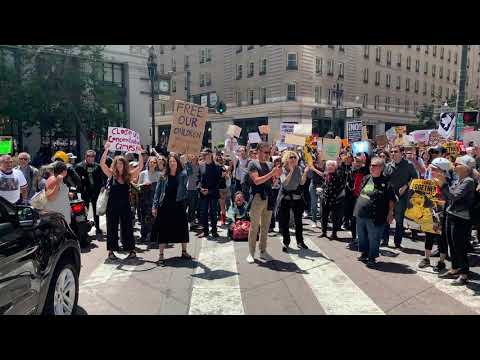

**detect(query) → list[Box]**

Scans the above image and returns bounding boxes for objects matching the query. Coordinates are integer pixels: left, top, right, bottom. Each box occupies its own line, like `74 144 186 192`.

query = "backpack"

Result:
231 220 251 241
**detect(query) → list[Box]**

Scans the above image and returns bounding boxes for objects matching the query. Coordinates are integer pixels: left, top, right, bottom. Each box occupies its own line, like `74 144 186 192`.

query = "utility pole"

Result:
147 46 158 148
455 45 468 140
185 61 191 102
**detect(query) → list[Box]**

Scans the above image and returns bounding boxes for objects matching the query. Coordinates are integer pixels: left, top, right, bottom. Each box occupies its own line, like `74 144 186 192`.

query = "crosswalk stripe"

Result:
188 235 244 315
285 236 385 315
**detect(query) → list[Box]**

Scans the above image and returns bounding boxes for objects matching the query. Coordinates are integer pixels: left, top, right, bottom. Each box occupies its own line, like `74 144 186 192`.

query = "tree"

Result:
0 45 126 154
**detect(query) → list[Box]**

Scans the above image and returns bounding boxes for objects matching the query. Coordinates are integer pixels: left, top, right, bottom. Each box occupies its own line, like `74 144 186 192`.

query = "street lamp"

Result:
147 46 158 147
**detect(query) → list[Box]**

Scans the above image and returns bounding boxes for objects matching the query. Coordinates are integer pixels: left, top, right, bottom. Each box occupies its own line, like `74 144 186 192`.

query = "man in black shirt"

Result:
354 157 395 268
199 148 222 238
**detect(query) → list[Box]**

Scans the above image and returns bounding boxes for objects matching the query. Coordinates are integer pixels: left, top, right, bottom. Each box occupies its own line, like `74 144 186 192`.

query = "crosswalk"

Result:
77 214 480 315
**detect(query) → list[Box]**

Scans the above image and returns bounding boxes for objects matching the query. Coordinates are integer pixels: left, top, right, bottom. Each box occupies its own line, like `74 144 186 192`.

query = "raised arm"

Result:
130 148 144 179
100 142 113 178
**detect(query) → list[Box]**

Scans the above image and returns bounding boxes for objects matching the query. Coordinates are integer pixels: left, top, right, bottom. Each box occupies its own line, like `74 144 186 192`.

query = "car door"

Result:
0 200 40 315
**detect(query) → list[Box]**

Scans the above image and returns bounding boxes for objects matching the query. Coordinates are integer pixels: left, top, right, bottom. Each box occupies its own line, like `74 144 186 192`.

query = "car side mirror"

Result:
17 206 39 227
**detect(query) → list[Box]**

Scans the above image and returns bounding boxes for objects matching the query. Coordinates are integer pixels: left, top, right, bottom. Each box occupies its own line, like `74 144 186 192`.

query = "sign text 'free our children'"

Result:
168 100 207 154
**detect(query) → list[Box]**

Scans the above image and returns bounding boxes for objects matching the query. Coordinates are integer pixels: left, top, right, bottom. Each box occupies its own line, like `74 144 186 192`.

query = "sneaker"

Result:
357 253 369 262
451 277 468 286
298 242 309 250
246 254 255 264
418 258 431 269
260 251 274 262
366 259 377 268
282 246 289 253
433 261 446 272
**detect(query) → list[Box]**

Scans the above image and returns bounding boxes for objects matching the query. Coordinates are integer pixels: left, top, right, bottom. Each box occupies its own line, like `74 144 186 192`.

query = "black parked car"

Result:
0 196 81 315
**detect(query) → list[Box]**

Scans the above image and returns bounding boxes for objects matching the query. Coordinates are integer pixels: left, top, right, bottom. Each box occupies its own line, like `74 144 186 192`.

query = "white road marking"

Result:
188 234 244 315
286 236 385 315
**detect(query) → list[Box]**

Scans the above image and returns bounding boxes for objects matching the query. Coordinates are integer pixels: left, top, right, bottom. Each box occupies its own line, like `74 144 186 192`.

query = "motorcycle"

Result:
69 187 94 248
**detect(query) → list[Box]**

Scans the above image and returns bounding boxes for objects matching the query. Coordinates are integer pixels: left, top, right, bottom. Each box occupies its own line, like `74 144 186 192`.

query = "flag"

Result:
438 112 456 139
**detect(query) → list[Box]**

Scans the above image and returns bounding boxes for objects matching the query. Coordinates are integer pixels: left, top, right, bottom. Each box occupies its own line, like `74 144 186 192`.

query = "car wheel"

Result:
44 260 79 315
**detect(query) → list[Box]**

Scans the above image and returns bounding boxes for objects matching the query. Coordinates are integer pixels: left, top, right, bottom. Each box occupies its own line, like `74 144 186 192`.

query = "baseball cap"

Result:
430 158 452 172
52 151 69 163
455 155 476 170
66 153 77 160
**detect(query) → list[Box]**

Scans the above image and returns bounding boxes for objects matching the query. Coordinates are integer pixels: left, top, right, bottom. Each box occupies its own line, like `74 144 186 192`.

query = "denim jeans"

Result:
186 190 200 223
393 195 408 246
357 216 384 260
200 196 219 234
309 185 319 222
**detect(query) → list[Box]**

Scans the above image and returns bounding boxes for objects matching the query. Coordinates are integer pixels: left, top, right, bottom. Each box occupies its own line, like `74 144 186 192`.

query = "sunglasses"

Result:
18 158 28 160
370 164 381 168
289 156 297 160
86 155 95 158
391 150 400 153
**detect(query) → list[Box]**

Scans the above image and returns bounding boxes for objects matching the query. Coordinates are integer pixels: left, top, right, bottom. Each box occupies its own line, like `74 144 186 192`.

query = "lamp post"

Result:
455 45 469 140
147 46 158 147
331 83 344 135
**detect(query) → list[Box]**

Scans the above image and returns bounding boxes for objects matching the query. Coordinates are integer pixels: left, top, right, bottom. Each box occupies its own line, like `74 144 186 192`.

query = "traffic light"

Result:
216 101 227 114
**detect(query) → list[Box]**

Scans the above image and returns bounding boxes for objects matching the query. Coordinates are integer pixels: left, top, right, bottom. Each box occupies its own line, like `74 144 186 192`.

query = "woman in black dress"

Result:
152 153 191 265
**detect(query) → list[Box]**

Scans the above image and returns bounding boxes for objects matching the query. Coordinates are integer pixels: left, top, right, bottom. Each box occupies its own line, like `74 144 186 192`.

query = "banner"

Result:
226 124 242 138
428 130 442 146
285 133 306 146
438 112 456 139
361 126 369 140
167 100 208 155
0 136 13 155
352 141 370 155
107 127 141 152
293 124 312 137
444 141 459 158
404 179 445 235
347 120 362 144
248 132 262 144
280 122 296 143
409 129 432 144
224 137 239 154
321 138 341 160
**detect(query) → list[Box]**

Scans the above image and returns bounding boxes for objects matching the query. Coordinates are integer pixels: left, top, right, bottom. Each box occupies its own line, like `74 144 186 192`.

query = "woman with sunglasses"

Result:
278 151 309 252
138 156 161 243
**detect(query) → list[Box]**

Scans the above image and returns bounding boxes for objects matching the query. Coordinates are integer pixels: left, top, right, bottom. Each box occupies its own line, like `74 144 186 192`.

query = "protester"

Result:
152 153 191 265
383 145 418 248
233 146 251 199
354 157 395 268
0 154 28 205
138 156 161 243
185 154 201 227
246 142 282 263
216 154 231 225
320 158 347 240
269 156 282 232
278 150 309 252
405 147 426 178
15 152 40 201
75 150 106 239
52 150 83 191
198 148 222 238
434 155 476 286
45 161 72 224
100 142 144 261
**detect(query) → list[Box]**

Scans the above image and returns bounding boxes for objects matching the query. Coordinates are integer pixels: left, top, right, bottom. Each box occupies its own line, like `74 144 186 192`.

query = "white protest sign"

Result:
280 122 296 143
226 124 242 138
463 131 480 146
285 133 306 146
276 140 288 151
321 138 341 161
107 127 141 152
293 124 312 137
201 95 208 107
224 137 239 154
248 132 262 144
167 100 208 155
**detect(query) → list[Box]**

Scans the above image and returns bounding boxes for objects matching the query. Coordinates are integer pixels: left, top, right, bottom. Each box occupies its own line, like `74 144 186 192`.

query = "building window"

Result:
478 62 480 73
416 45 421 51
432 64 436 77
184 55 190 68
453 70 457 83
477 78 480 89
467 57 470 69
315 57 323 75
423 81 427 95
236 45 243 54
386 73 391 88
260 58 267 75
363 68 369 83
287 83 296 100
287 53 298 70
159 46 164 54
414 101 418 112
447 68 450 81
424 61 428 74
440 46 444 59
406 78 410 91
327 59 334 76
172 79 176 93
206 49 212 63
236 64 243 80
339 45 345 52
438 86 442 98
439 65 443 79
415 59 420 72
236 91 242 106
363 45 369 59
454 52 458 64
375 70 380 86
199 49 206 64
448 49 451 62
374 95 379 110
406 56 411 70
248 62 254 78
414 79 419 93
328 89 333 104
200 73 205 87
385 96 390 111
431 84 435 97
338 62 344 78
103 63 113 82
376 46 381 63
160 103 166 116
433 45 437 57
446 87 450 98
247 45 254 50
260 87 267 104
362 93 368 107
396 75 401 90
387 50 392 66
328 45 335 49
314 86 321 103
405 99 410 112
397 53 402 67
159 63 165 75
425 45 429 55
206 72 212 86
171 57 176 72
248 89 254 105
396 98 401 112
171 45 176 50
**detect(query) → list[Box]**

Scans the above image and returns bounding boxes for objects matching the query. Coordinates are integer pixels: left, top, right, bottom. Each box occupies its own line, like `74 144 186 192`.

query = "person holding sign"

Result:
100 142 144 261
152 153 191 265
278 151 310 252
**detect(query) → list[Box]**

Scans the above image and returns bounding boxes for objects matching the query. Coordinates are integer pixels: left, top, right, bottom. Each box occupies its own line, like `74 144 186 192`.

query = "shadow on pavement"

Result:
80 242 99 254
256 258 308 274
380 249 400 258
288 247 334 263
398 247 425 256
191 269 239 281
374 261 416 274
74 305 89 315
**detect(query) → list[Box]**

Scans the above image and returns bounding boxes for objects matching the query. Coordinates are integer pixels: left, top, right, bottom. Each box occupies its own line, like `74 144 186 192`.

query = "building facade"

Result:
155 45 480 147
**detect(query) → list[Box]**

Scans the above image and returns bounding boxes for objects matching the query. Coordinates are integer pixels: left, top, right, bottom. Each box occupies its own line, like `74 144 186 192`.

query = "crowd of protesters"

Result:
1 133 480 287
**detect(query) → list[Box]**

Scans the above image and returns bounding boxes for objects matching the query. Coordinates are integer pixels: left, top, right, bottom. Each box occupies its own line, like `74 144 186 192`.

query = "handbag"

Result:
231 220 251 241
96 177 112 216
30 190 48 209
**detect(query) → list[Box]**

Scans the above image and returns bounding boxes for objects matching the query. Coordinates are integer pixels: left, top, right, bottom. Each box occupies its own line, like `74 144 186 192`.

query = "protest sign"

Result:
404 179 445 235
409 130 431 144
224 137 239 155
0 136 13 155
463 131 480 146
352 141 370 155
341 139 349 148
444 141 459 157
438 112 456 139
321 138 341 161
285 133 307 146
167 100 208 155
293 124 312 137
347 120 362 143
375 135 388 147
280 122 296 143
226 124 242 138
428 130 442 146
107 127 141 152
258 125 270 135
276 141 288 151
361 126 368 140
248 132 262 144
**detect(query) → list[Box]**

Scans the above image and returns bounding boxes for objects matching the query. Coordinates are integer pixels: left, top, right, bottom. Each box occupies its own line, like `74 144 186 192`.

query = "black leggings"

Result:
445 215 470 275
321 199 345 234
106 205 135 252
424 232 448 254
278 198 304 246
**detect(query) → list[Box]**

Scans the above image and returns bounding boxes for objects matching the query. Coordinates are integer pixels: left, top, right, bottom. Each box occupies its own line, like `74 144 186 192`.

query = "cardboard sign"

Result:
285 133 307 146
463 131 480 146
361 126 369 140
352 141 370 155
293 124 312 137
404 179 445 235
224 137 239 154
347 120 362 144
409 130 431 144
258 125 270 135
168 100 208 155
375 135 388 147
280 122 296 143
428 130 442 146
0 136 13 155
107 127 141 152
226 124 242 138
321 138 341 161
444 141 459 157
248 132 262 144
